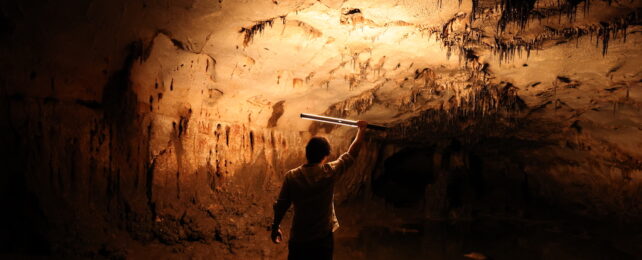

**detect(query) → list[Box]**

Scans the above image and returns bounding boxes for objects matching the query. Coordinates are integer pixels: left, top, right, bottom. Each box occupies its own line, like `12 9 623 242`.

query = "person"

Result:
271 120 368 260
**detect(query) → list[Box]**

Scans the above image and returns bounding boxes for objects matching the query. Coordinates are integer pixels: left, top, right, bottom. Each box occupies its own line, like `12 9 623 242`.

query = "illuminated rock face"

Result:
0 0 641 258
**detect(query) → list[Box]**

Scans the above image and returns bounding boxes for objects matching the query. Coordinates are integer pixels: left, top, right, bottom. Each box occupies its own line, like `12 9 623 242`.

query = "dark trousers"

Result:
288 232 334 260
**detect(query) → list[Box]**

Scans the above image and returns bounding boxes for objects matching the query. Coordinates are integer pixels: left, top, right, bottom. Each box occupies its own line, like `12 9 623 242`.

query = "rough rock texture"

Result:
1 0 641 258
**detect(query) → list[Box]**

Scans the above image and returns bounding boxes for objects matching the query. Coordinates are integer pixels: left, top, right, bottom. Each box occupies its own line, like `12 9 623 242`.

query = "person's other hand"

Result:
271 227 283 244
356 120 368 129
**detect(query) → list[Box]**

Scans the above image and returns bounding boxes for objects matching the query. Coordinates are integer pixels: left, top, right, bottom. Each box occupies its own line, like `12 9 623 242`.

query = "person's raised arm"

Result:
347 120 368 158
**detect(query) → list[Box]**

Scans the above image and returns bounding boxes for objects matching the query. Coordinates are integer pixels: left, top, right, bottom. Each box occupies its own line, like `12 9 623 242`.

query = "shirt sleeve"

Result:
327 152 355 177
273 174 292 227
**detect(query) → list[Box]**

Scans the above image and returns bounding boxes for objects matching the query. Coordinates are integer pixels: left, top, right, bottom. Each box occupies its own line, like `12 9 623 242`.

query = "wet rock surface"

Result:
0 0 641 259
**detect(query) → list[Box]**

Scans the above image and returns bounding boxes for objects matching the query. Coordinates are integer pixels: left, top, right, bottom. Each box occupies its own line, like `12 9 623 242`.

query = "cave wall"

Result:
1 0 641 258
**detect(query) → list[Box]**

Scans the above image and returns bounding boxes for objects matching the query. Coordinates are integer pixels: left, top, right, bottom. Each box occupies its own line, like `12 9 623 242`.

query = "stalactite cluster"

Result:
465 1 642 62
497 0 538 32
239 16 286 47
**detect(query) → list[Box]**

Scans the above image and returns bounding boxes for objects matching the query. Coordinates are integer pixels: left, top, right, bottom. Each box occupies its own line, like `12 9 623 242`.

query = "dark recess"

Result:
344 8 361 15
373 147 435 207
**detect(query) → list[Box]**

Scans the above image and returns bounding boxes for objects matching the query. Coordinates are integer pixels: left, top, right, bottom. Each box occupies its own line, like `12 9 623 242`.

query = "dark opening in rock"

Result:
373 147 435 207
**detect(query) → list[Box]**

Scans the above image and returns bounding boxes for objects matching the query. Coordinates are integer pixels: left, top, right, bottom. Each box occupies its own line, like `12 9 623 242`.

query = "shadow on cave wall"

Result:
370 137 542 220
373 147 436 208
0 40 151 257
0 97 50 255
338 135 642 260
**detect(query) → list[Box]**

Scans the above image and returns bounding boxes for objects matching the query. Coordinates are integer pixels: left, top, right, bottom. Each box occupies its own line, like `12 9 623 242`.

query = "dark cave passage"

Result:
373 147 435 207
371 139 535 219
336 140 641 260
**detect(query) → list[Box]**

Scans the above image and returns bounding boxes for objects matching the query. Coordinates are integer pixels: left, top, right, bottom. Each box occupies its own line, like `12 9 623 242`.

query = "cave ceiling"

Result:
118 0 641 145
3 0 640 139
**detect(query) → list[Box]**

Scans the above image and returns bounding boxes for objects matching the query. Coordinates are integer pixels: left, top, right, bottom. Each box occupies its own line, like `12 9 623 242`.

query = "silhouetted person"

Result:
271 120 368 260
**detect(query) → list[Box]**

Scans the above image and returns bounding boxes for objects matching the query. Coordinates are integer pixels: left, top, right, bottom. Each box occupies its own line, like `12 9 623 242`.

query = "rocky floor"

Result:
334 203 642 260
5 203 639 260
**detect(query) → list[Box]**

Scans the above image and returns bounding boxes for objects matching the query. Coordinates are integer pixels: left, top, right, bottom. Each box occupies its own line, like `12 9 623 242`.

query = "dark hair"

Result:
306 137 331 163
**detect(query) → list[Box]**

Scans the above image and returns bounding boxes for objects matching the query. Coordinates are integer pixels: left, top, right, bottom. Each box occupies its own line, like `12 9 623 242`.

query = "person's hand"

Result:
356 120 368 129
271 226 283 244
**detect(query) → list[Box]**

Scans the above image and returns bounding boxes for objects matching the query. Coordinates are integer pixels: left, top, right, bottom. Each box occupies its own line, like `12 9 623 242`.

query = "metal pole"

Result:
300 113 387 131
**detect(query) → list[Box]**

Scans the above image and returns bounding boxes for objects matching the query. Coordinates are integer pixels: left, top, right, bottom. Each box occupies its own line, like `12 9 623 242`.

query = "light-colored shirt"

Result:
275 152 355 243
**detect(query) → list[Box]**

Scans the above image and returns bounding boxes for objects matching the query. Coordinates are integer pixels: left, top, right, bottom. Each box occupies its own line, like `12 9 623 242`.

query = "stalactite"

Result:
239 15 286 47
379 49 527 143
561 0 590 23
387 80 527 143
594 10 641 55
468 1 641 62
470 0 479 22
487 7 641 63
497 0 537 32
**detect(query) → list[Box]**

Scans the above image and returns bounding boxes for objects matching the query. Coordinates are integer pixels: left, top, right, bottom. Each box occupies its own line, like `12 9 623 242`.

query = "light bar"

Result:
300 113 387 131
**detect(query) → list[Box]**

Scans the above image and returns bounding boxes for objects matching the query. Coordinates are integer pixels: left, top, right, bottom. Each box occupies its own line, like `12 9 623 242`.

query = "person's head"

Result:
306 137 331 164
